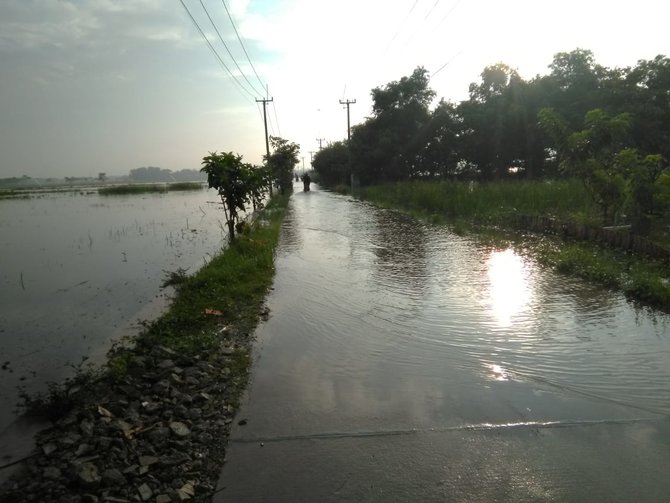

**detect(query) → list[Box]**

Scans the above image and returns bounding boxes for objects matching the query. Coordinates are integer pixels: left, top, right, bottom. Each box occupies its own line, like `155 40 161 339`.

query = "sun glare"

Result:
486 249 532 328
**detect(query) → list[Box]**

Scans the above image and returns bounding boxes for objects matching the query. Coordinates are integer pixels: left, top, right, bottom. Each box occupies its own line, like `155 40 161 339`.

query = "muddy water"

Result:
0 189 227 439
216 185 670 502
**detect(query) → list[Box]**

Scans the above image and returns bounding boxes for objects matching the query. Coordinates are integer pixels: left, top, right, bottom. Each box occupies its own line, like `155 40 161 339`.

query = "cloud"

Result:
0 0 100 51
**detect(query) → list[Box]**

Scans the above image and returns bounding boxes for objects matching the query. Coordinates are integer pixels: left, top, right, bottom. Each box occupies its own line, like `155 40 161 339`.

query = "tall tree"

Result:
351 67 435 184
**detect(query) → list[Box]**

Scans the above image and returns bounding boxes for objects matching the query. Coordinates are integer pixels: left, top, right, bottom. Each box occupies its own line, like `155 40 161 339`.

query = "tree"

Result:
415 100 461 178
266 136 300 194
200 152 266 242
538 107 664 226
312 141 350 187
459 64 537 180
351 67 435 184
622 55 670 162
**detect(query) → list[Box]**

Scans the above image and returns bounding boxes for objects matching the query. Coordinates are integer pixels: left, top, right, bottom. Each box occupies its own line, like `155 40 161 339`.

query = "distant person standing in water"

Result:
302 173 311 192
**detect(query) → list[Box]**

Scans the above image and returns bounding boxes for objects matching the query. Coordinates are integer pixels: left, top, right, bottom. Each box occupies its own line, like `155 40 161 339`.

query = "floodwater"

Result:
0 189 227 441
216 184 670 502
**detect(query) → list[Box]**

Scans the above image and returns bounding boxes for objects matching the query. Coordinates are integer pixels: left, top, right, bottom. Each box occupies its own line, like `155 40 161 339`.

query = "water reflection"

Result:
487 363 510 382
485 248 533 328
368 210 429 310
239 188 670 437
0 190 227 432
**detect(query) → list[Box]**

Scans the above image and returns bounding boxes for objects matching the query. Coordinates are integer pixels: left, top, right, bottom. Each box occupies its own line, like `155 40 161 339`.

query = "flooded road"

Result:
216 184 670 501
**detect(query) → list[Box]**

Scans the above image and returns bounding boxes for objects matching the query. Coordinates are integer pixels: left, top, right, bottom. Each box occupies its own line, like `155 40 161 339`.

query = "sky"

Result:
0 0 668 179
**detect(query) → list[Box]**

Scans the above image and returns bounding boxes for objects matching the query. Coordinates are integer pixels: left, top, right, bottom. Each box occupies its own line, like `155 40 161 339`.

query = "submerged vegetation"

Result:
108 193 288 373
98 182 204 195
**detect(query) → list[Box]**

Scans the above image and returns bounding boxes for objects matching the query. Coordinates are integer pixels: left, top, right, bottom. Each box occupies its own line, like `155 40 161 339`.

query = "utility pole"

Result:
339 99 356 140
315 138 325 150
256 97 273 160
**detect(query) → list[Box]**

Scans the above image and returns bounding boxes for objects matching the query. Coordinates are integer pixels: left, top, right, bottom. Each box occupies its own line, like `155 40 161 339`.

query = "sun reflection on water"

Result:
486 248 533 328
488 363 510 381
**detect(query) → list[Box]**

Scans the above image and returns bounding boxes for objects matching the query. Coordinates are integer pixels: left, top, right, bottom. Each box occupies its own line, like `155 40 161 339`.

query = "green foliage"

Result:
266 136 300 194
312 141 350 187
161 267 189 289
536 240 670 310
350 67 435 184
201 151 269 241
313 49 670 191
539 107 666 227
362 179 592 225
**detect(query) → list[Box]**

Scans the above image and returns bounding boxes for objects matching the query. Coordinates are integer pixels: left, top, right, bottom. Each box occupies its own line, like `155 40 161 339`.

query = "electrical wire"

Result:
267 104 276 136
178 0 255 102
198 0 264 97
220 0 267 93
424 0 441 20
383 0 420 56
430 49 463 78
271 100 282 137
432 0 461 35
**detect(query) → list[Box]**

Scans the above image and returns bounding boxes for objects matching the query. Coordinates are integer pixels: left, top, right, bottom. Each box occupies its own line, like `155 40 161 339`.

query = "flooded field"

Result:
217 185 670 501
0 189 227 434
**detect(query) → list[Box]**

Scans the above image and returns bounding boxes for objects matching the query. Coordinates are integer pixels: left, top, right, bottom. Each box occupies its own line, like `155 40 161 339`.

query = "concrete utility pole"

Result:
256 97 273 159
339 99 356 141
315 138 325 150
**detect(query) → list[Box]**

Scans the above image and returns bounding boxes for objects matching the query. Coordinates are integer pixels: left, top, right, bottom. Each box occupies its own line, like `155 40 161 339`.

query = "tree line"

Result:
313 49 670 228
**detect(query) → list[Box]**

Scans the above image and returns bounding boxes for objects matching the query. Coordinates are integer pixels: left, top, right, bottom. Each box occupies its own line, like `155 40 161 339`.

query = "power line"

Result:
267 104 276 136
271 100 282 137
198 0 264 97
383 0 420 56
432 0 462 35
424 0 441 20
430 49 463 78
220 0 266 92
256 101 265 123
178 0 255 102
395 0 456 61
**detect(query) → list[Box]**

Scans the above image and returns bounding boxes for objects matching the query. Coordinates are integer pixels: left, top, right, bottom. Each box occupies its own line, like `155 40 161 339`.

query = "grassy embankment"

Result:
360 179 670 311
98 182 205 195
24 194 289 417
